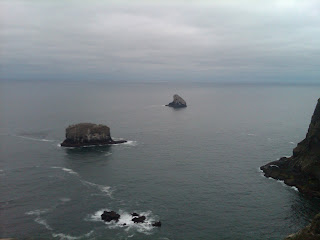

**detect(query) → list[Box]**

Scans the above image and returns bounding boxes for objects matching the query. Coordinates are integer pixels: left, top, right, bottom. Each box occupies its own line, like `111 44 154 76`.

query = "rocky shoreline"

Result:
260 99 320 197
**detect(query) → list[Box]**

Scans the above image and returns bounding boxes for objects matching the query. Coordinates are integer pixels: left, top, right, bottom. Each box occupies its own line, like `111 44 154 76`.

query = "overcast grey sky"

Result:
1 0 320 82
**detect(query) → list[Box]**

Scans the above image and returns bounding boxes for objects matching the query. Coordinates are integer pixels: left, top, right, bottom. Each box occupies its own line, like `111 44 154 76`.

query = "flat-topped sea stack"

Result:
166 94 187 108
260 98 320 197
61 123 127 147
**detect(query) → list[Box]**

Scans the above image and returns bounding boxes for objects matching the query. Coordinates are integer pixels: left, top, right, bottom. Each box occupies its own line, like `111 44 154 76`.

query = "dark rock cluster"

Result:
100 211 161 227
101 211 120 222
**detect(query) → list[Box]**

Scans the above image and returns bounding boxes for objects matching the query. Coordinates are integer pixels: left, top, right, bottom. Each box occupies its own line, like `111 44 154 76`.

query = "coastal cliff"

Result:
166 94 187 108
260 98 320 197
61 123 126 147
260 99 320 239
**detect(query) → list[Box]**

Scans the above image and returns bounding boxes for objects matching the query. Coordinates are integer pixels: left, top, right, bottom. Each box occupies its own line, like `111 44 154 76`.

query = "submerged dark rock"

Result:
166 94 187 108
132 216 146 223
152 221 162 227
131 212 139 217
61 123 127 147
260 98 320 197
101 211 120 222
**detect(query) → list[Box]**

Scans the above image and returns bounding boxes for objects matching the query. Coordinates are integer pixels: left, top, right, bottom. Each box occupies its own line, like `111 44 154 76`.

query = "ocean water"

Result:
1 80 320 240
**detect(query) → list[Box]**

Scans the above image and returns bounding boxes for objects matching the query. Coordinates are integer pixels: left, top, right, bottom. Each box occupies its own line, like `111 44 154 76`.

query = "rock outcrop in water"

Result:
132 216 146 223
166 94 187 108
61 123 127 147
284 213 320 240
101 211 161 227
260 98 320 197
101 211 120 222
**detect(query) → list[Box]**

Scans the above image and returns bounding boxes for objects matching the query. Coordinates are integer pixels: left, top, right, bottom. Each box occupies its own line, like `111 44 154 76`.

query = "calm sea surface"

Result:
1 80 320 240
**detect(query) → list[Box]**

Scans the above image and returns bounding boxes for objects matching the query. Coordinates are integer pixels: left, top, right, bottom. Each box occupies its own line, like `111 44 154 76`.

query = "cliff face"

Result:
260 99 320 197
166 94 187 108
61 123 126 147
284 213 320 240
65 123 111 142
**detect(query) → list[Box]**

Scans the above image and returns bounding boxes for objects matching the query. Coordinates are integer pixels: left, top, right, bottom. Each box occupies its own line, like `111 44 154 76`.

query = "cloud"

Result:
0 0 319 82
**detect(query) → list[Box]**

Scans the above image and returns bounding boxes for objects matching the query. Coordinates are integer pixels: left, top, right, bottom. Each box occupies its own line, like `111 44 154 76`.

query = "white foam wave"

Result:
51 167 79 175
16 135 55 142
269 165 279 168
81 180 113 197
87 209 156 235
289 142 295 145
35 217 53 230
247 133 256 136
123 140 138 146
273 179 300 192
52 230 94 240
62 168 78 175
276 179 287 187
60 197 71 202
26 209 50 216
87 209 105 222
26 209 53 230
57 143 61 147
104 152 112 157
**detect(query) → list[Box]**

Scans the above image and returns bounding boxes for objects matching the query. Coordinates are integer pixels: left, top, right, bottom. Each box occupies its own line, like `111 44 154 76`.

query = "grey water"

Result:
1 80 320 240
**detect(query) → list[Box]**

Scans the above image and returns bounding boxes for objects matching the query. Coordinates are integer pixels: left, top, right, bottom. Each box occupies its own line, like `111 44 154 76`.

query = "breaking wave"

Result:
52 230 94 240
81 180 113 197
259 168 300 193
51 167 79 175
26 209 53 231
14 135 55 142
123 140 138 147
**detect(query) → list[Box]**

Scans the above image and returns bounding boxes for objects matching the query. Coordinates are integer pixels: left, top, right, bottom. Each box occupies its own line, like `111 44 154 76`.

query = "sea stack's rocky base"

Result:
61 139 127 147
61 123 127 147
284 213 320 240
260 98 320 197
166 94 187 108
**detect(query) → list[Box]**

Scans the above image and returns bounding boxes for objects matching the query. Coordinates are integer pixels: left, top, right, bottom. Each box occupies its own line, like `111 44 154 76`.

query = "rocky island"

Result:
61 123 127 147
260 98 320 197
166 94 187 108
